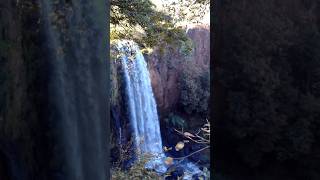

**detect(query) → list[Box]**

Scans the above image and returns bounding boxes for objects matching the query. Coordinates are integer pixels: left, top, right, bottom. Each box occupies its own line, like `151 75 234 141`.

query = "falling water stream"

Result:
113 40 202 179
115 40 167 173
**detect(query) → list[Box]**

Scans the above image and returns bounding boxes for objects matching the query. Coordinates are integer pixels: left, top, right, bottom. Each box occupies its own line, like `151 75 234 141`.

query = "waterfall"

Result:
113 40 166 173
113 40 203 178
119 41 163 155
40 1 108 180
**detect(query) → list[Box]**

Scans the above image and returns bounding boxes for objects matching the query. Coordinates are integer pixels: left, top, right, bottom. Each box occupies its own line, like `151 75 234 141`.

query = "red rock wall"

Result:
147 24 210 115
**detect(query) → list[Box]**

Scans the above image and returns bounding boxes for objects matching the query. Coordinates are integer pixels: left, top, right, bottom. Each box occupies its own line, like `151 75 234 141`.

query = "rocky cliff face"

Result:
147 24 210 115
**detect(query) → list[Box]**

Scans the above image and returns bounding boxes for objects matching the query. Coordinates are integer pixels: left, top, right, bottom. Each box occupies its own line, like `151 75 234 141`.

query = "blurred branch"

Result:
173 119 210 145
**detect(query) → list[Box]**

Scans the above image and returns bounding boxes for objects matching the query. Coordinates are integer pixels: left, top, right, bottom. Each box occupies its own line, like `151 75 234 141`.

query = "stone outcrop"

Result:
147 24 210 115
187 24 210 68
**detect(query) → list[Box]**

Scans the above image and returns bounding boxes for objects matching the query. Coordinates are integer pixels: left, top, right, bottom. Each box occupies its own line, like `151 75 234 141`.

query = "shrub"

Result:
164 113 187 129
178 62 209 116
111 153 162 180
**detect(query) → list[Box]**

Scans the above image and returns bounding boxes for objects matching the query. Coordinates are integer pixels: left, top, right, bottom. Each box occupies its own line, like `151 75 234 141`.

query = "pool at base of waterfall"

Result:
145 155 204 180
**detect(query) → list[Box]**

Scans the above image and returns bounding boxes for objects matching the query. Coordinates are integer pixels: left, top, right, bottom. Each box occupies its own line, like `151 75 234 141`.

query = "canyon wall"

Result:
147 24 210 115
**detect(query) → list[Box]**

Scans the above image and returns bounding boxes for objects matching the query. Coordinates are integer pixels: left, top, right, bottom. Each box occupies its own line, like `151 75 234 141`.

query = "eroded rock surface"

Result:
147 24 210 115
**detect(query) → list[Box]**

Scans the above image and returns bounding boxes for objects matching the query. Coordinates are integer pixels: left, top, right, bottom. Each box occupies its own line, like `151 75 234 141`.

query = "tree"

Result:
110 0 209 51
179 61 210 116
111 0 190 51
161 0 210 24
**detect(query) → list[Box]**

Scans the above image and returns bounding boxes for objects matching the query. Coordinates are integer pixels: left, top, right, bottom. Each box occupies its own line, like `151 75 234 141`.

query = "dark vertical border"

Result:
211 0 221 178
96 0 110 179
105 0 111 179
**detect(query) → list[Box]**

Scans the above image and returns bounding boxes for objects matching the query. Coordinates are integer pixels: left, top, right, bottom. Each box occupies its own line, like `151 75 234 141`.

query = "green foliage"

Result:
161 0 210 24
179 62 210 115
110 0 194 55
111 154 162 180
178 38 194 56
111 138 163 179
164 113 187 129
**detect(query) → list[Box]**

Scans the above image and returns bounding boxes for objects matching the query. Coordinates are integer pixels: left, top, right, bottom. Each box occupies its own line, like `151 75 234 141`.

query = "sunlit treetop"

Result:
155 0 210 24
110 0 209 54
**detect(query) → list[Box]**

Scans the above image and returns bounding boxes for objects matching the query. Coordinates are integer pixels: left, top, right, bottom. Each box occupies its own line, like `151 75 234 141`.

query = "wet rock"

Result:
165 166 184 180
192 173 206 180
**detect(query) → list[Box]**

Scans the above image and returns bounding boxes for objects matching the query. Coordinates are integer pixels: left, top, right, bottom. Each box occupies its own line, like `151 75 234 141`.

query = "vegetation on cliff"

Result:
110 0 208 54
179 61 210 116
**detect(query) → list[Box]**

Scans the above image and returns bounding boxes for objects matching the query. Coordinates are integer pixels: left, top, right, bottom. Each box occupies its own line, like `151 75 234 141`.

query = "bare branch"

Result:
173 146 210 160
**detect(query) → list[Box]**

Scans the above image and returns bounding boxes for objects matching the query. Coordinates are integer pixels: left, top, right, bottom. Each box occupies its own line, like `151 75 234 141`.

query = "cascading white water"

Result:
113 40 202 179
114 40 166 173
121 46 163 155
